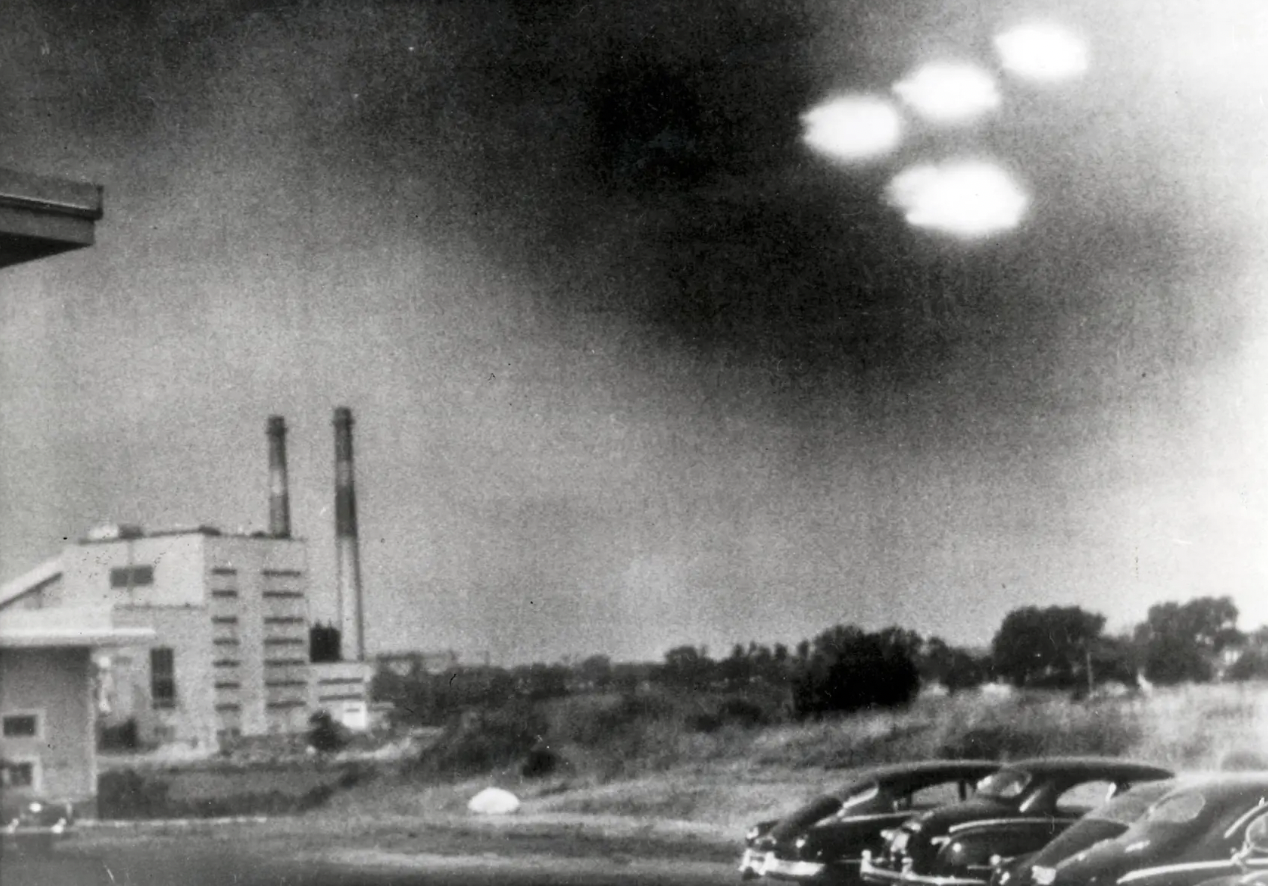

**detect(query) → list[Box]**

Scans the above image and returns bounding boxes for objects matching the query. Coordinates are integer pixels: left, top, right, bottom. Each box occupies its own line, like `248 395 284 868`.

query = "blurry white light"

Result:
886 160 1027 239
995 23 1089 82
801 95 903 163
893 61 1000 125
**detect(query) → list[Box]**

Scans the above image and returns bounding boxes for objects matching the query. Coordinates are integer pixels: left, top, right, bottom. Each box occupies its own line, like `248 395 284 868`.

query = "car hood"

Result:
795 816 906 857
908 797 1019 836
770 795 847 841
1050 834 1178 886
1024 819 1128 869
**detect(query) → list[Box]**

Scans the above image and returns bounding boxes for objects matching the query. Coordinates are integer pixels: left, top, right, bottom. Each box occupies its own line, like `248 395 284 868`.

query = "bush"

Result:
416 703 550 779
1226 651 1268 682
564 693 679 747
97 764 368 820
716 697 770 728
521 741 563 778
308 710 347 754
98 769 172 819
793 631 921 718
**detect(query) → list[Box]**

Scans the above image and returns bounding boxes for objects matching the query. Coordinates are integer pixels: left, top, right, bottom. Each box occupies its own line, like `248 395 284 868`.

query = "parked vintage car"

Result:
1188 813 1268 886
741 760 1001 882
1 794 76 856
989 780 1177 886
860 757 1175 886
1039 775 1268 886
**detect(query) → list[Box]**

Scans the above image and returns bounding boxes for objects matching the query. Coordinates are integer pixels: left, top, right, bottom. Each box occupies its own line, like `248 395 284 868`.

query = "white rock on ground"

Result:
468 787 521 815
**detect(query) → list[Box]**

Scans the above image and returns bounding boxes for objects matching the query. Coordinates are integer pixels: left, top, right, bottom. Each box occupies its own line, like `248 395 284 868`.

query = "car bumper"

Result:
740 849 834 881
861 853 908 884
741 848 769 879
896 872 986 886
859 853 986 886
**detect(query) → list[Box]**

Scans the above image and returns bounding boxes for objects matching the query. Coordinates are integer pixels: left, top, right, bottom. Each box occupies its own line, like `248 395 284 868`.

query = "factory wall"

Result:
58 533 206 609
84 531 314 745
309 661 372 731
0 646 95 805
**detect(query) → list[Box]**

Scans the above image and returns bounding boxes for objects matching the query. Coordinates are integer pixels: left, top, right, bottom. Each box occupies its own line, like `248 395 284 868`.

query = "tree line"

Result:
365 594 1268 726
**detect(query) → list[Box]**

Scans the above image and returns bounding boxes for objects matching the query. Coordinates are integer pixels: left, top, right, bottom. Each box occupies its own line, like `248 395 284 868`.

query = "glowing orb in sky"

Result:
887 160 1028 239
995 23 1090 82
801 95 903 163
893 61 1000 125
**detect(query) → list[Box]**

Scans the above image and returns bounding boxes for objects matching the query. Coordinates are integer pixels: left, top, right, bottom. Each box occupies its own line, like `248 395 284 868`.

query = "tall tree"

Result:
992 606 1106 688
1136 596 1243 684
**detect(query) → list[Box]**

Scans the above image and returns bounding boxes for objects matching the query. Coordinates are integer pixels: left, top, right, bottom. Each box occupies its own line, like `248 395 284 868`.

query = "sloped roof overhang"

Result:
0 167 103 268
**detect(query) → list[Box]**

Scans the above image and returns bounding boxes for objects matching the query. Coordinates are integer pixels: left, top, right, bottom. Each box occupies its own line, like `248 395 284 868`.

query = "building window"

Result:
151 647 176 709
2 713 39 738
1 760 38 789
110 565 154 588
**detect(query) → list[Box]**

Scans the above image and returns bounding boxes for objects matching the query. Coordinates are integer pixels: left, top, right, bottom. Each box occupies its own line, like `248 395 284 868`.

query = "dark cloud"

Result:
6 0 1268 659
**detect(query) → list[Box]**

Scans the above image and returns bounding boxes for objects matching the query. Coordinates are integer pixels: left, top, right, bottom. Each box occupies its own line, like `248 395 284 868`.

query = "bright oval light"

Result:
995 23 1089 82
893 61 1000 125
886 160 1027 239
801 95 903 163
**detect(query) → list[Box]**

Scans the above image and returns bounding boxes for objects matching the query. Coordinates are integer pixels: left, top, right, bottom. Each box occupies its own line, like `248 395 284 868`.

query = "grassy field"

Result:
326 680 1268 830
111 681 1268 830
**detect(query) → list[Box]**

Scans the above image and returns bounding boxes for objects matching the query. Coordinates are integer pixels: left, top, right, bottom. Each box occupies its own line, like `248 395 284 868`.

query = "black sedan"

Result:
989 780 1177 886
1041 775 1268 886
741 760 1001 883
1190 812 1268 886
860 757 1175 886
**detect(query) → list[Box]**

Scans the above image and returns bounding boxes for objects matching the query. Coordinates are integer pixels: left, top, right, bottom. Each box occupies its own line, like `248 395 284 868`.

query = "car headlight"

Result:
27 802 43 814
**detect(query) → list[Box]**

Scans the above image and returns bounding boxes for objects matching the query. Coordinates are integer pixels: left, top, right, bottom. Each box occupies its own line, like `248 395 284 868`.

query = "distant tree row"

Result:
369 593 1268 728
991 596 1254 689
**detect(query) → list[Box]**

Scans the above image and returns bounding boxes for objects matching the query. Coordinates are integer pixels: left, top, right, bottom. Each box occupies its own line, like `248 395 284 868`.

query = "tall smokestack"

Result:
266 416 291 538
333 407 365 662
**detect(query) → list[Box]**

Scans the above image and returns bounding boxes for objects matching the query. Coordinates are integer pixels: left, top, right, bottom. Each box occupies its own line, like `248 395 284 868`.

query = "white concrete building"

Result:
2 524 367 749
0 607 153 814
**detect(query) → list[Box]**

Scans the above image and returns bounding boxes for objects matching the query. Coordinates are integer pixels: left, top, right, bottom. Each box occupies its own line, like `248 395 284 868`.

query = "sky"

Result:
3 0 1268 664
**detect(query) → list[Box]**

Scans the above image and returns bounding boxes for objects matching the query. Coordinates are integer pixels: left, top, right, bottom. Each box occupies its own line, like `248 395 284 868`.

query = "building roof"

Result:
0 556 63 611
0 606 155 649
0 167 103 269
77 524 306 544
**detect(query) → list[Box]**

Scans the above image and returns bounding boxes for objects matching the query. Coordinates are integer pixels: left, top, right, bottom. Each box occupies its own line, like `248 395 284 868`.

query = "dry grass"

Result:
303 681 1268 831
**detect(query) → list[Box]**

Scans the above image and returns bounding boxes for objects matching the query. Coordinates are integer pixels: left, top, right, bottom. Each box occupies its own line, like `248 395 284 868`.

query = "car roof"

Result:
1000 757 1175 780
1159 773 1268 806
836 759 1001 791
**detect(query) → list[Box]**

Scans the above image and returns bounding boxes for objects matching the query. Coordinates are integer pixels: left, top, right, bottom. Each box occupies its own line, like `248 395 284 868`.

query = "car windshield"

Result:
1085 784 1174 826
976 769 1031 800
1144 791 1206 824
838 781 880 810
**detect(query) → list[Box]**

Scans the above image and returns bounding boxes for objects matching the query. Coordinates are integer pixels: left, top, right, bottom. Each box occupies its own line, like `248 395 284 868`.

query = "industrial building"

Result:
0 607 153 811
2 167 372 787
0 410 374 753
1 164 125 816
